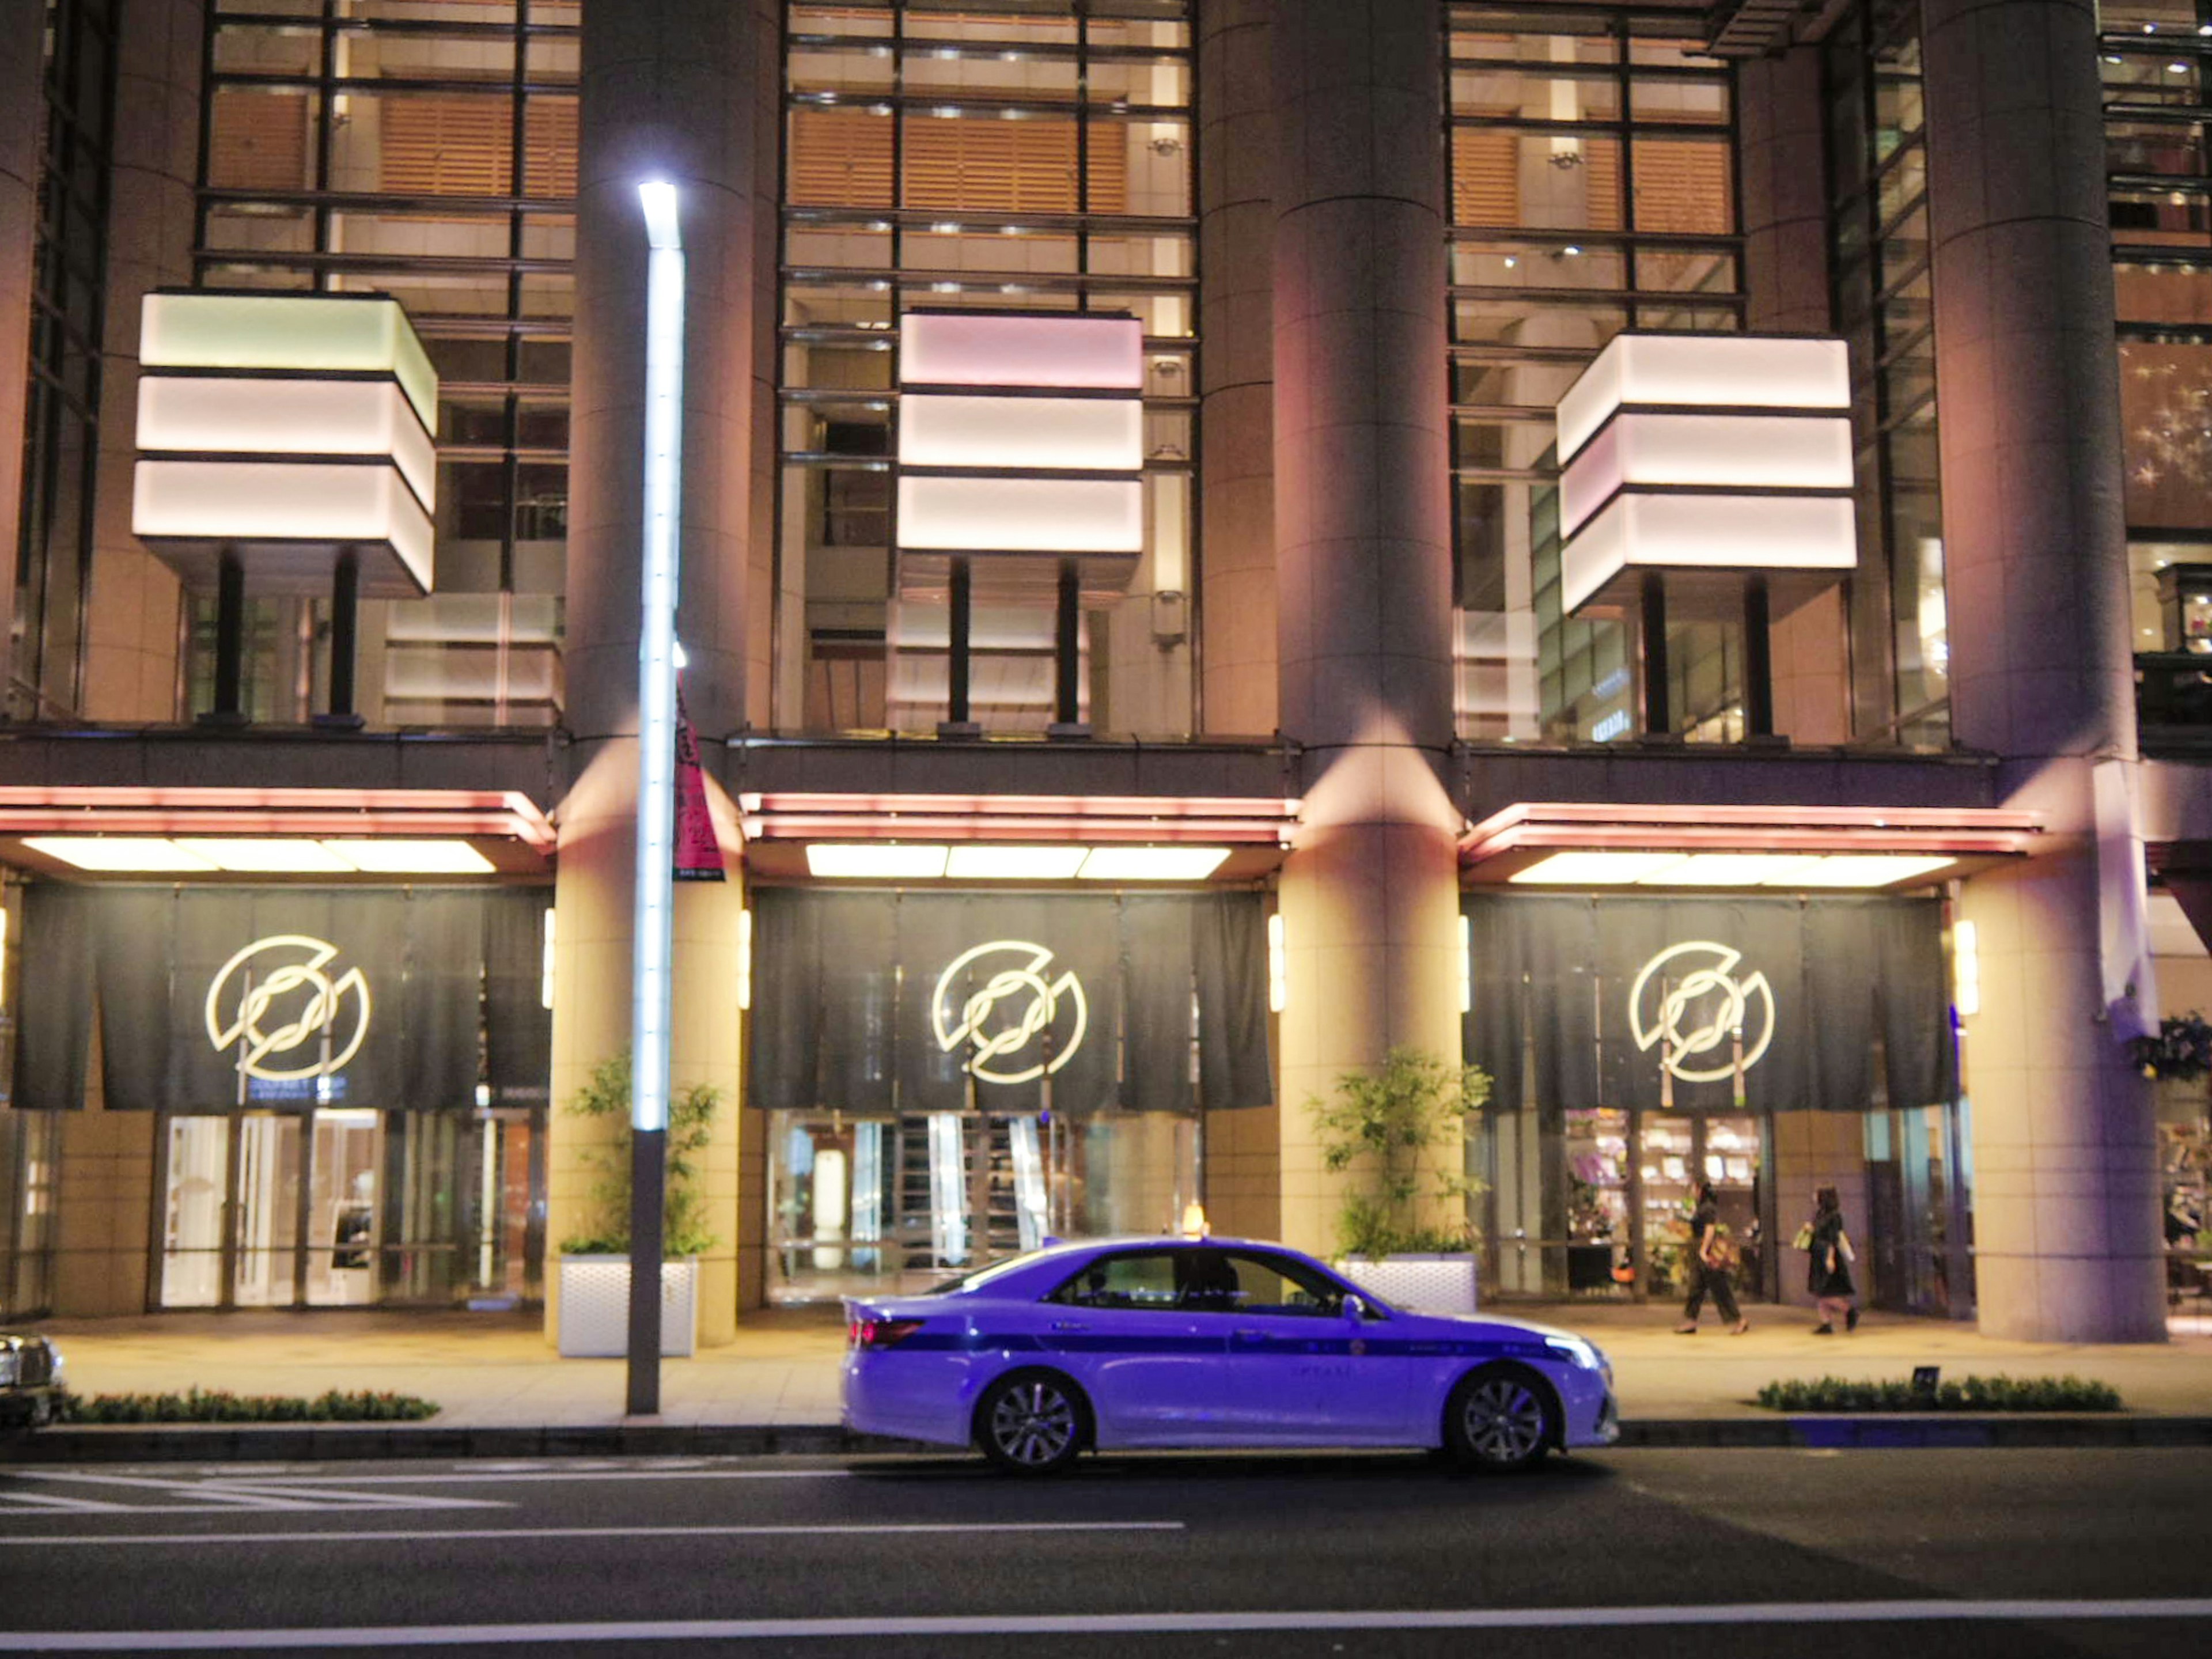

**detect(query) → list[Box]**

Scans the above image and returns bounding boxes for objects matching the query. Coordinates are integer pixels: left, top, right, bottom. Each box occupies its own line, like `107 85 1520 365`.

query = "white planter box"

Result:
1338 1253 1479 1315
556 1255 699 1358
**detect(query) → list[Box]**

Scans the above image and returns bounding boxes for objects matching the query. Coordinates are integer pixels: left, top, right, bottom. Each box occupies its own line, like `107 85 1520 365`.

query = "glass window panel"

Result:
516 336 571 384
1452 240 1628 290
1089 56 1190 107
1451 16 1617 66
343 27 517 82
2113 187 2212 248
2117 262 2212 323
783 337 897 392
899 227 1082 275
202 203 316 256
790 107 895 208
789 45 895 97
1455 128 1623 229
2109 118 2206 177
1625 30 1723 71
904 54 1078 103
1453 294 1628 346
208 88 316 191
328 209 511 262
1629 75 1726 124
793 3 894 39
214 22 319 76
789 225 896 269
1451 67 1621 120
2122 339 2212 529
1632 246 1737 293
785 279 895 329
1630 135 1732 234
524 35 579 83
1089 289 1194 336
1629 298 1740 331
1453 353 1593 407
2104 49 2200 108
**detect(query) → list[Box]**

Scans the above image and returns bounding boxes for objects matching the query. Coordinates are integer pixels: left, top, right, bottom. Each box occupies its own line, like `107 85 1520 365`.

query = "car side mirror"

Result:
1342 1294 1371 1323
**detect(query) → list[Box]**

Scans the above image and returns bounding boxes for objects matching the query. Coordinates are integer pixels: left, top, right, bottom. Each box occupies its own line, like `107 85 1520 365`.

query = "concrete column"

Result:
1922 0 2162 1340
76 0 200 720
0 0 40 698
552 0 778 1344
1270 0 1464 1255
1738 44 1850 746
1198 0 1277 736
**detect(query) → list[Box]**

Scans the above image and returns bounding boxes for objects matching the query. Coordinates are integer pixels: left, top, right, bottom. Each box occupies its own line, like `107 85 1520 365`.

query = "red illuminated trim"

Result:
1460 801 2040 864
740 791 1301 846
0 786 555 851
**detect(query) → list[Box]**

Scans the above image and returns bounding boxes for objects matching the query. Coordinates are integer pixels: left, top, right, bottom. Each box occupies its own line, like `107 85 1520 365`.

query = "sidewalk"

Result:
6 1298 2210 1458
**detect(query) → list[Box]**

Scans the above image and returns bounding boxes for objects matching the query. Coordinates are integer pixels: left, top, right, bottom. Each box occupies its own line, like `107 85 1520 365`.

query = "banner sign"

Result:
673 680 724 882
1463 893 1954 1116
15 887 551 1112
747 890 1271 1115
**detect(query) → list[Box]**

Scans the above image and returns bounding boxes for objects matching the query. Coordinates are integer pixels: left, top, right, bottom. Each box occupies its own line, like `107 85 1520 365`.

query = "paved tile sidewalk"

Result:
17 1299 2212 1430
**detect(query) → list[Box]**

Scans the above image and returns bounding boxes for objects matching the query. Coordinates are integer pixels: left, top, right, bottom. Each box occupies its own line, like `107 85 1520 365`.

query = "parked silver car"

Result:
0 1333 65 1428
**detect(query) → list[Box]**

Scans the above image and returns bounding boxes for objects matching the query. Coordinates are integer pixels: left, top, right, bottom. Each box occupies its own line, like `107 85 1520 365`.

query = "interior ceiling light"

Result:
944 844 1087 880
1076 846 1231 882
805 844 950 879
327 839 495 874
20 835 503 875
21 836 218 872
1508 850 1955 889
177 838 356 873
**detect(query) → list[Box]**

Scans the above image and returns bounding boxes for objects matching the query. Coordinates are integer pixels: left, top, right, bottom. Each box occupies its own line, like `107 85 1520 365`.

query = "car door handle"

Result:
1233 1329 1267 1343
1051 1321 1089 1332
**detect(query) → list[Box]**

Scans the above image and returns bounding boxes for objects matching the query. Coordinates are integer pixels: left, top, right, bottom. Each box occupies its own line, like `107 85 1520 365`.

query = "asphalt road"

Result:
0 1447 2206 1656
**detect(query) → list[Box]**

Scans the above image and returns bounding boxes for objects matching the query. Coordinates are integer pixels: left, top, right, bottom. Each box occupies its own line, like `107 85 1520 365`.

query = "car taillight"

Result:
847 1318 925 1350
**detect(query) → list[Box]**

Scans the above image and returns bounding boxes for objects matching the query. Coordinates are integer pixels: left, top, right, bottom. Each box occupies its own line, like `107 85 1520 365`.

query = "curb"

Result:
7 1415 2212 1463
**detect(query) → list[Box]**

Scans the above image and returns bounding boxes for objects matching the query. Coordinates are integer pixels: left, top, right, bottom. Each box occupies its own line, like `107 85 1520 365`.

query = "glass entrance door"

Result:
160 1117 230 1308
306 1108 380 1305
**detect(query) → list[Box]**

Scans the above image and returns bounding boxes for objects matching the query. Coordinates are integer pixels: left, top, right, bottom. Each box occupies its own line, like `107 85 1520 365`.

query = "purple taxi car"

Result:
842 1236 1617 1474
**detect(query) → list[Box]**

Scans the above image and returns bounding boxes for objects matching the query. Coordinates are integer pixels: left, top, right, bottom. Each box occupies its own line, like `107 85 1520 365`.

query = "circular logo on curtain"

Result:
1628 941 1774 1084
931 940 1089 1086
204 934 374 1082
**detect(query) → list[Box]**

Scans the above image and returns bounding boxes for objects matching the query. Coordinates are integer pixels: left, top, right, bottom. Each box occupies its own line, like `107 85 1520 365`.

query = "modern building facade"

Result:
0 0 2203 1346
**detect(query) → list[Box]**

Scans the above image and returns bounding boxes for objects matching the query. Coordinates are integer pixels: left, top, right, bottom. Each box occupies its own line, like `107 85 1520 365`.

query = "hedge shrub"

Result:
57 1387 438 1424
1756 1374 2122 1413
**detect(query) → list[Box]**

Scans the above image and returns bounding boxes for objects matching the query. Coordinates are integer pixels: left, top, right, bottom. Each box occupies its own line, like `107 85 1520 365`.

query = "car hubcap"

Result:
992 1381 1077 1465
1464 1378 1546 1464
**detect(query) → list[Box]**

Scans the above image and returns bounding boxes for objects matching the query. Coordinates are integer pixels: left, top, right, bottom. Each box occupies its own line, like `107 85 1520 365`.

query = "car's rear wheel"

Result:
1445 1363 1556 1474
975 1369 1089 1474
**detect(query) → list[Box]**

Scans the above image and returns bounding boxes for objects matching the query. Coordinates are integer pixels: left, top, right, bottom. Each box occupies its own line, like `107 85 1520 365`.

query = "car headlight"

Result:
0 1351 16 1388
1544 1336 1605 1372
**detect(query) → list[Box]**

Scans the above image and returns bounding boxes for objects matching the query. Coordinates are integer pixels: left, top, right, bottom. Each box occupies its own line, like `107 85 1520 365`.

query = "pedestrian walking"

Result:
1806 1184 1858 1334
1674 1179 1749 1335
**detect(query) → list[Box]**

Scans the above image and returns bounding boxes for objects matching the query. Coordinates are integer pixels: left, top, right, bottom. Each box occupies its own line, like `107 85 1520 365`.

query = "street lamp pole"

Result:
627 178 684 1418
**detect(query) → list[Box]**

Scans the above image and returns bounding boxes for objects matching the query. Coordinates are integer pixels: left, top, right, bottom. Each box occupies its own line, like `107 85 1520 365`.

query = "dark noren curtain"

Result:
14 884 95 1111
484 892 552 1109
747 889 1272 1115
1463 893 1953 1115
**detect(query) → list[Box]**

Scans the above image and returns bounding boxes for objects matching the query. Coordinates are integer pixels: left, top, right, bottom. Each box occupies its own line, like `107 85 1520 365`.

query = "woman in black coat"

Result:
1808 1184 1857 1334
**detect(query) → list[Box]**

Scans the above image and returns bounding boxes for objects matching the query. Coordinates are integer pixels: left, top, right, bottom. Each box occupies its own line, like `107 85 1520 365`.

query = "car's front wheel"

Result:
975 1369 1089 1474
1445 1363 1556 1474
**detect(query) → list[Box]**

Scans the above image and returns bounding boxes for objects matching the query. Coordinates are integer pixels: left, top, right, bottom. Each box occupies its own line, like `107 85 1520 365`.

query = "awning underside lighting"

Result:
1505 851 1956 889
804 843 1230 881
22 837 496 874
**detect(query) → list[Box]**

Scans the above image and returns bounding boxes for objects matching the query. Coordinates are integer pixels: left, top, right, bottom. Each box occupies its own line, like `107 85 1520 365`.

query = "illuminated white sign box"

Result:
134 460 433 596
1560 493 1856 615
139 377 437 507
142 291 438 432
1557 333 1849 465
899 476 1144 554
1559 412 1851 539
900 312 1143 390
900 395 1141 472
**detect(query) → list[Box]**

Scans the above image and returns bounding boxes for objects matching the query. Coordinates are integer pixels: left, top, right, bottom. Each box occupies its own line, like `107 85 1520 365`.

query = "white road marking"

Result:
2 1600 2211 1649
0 1472 504 1517
5 1467 858 1489
0 1519 1184 1548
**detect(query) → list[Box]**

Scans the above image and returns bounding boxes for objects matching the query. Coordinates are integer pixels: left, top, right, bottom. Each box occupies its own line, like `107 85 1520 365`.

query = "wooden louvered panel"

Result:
380 94 513 196
1632 138 1731 234
210 89 309 192
1452 127 1518 226
789 108 894 207
524 97 577 198
1584 136 1623 232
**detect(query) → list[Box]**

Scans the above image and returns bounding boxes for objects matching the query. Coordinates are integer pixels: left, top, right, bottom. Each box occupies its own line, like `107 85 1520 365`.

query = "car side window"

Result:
1225 1252 1347 1317
1046 1251 1181 1310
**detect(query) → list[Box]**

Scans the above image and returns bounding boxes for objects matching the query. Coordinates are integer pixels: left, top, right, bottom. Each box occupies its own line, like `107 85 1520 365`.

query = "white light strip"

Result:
737 907 753 1012
541 907 558 1012
1267 912 1287 1014
900 312 1143 390
141 291 439 434
1557 334 1850 464
1506 850 1957 888
1458 914 1472 1014
1558 412 1852 539
633 180 685 1135
133 460 434 592
18 835 494 874
1954 918 1979 1018
1559 493 1857 614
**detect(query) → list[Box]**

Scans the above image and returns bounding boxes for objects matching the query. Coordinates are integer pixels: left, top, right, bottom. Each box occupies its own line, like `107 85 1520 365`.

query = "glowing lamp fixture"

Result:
1953 918 1980 1018
1554 332 1855 615
1267 912 1288 1013
896 310 1144 571
803 843 1230 882
1506 850 1955 889
21 836 494 874
131 291 438 597
632 178 685 1137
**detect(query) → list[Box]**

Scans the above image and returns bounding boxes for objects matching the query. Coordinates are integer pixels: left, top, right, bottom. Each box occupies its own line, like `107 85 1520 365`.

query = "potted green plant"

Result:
1307 1047 1490 1313
556 1051 723 1358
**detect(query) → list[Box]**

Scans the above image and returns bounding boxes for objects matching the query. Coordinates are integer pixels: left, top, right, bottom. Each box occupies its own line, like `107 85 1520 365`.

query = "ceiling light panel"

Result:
20 836 219 872
897 475 1143 553
805 844 950 878
944 844 1088 879
1507 851 1687 885
1654 854 1834 886
1796 854 1955 888
179 838 358 873
324 839 495 874
1077 846 1231 881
